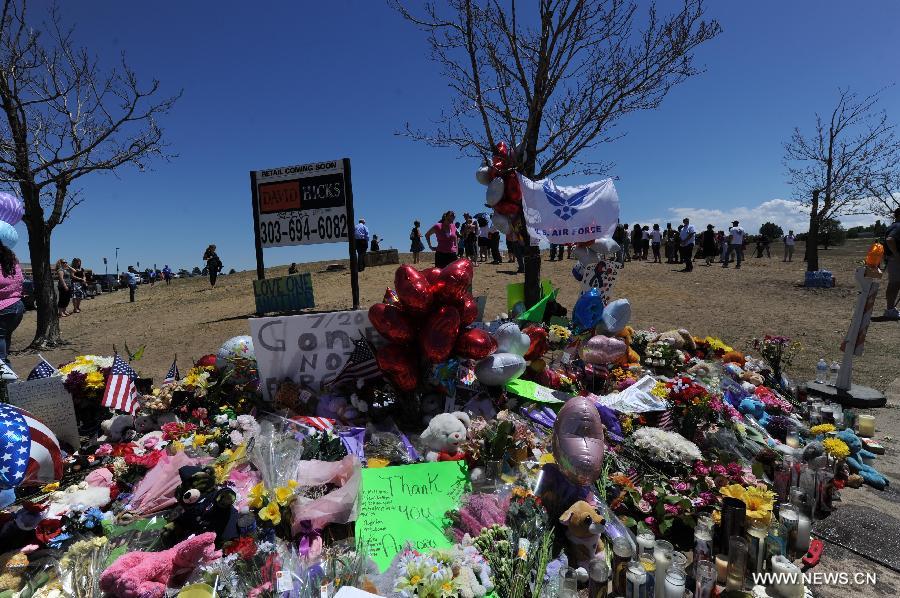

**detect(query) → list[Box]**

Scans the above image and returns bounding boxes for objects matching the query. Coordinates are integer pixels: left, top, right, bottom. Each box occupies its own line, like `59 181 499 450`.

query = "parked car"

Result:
22 277 35 309
94 274 121 292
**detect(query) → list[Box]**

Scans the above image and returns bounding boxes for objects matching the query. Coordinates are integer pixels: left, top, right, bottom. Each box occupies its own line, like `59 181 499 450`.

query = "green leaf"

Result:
659 518 674 534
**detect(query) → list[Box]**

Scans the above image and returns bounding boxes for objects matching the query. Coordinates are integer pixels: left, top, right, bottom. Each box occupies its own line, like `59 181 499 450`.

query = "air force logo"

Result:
543 180 592 221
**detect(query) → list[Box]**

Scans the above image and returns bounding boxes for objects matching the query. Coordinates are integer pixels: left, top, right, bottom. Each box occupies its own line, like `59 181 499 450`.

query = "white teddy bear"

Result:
421 412 470 462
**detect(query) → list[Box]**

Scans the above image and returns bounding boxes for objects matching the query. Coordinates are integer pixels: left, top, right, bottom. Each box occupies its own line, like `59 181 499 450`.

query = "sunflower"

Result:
259 501 281 526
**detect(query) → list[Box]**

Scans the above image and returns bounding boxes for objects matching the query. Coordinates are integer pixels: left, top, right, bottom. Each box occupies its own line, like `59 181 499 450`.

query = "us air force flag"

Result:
519 175 620 244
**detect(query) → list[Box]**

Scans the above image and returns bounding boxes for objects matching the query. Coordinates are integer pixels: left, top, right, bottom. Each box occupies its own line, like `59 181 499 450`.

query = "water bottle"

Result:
829 360 840 386
815 358 827 384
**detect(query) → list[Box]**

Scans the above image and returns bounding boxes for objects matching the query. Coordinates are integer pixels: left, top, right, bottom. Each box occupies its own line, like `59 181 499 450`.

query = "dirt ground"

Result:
9 239 900 594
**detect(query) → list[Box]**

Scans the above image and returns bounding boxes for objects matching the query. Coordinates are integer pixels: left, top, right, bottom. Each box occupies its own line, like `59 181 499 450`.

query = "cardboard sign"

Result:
249 310 379 399
7 377 80 449
356 461 468 571
253 273 315 314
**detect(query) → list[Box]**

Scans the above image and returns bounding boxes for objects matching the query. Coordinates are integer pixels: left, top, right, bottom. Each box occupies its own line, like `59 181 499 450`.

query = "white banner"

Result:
520 175 620 244
249 310 379 399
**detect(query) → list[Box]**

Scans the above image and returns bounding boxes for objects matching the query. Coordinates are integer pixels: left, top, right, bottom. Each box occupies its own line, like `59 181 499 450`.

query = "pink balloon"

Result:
552 396 605 486
0 192 23 226
580 335 627 365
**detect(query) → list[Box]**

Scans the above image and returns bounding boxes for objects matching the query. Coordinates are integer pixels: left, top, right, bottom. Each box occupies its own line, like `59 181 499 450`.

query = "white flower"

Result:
633 427 701 464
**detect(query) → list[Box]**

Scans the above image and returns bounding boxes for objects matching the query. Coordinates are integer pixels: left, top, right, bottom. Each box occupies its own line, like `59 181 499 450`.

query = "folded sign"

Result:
520 175 620 244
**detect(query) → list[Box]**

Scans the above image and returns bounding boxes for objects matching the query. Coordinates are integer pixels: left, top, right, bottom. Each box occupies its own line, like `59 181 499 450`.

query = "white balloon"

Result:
492 213 511 235
475 352 527 386
485 178 504 207
598 299 631 334
475 166 493 186
493 322 530 356
593 237 621 255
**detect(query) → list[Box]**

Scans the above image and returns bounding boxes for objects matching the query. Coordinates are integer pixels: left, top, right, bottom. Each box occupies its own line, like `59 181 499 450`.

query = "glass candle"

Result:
764 519 786 573
637 532 656 555
747 519 768 574
812 465 834 520
796 511 811 556
663 567 686 598
612 537 635 597
671 551 688 574
857 414 876 437
626 561 648 598
773 456 794 503
714 554 728 584
653 540 674 596
779 504 800 560
588 557 609 598
693 515 714 568
725 536 749 592
694 560 716 598
639 551 656 598
844 409 856 431
718 497 746 551
559 566 579 597
785 430 801 449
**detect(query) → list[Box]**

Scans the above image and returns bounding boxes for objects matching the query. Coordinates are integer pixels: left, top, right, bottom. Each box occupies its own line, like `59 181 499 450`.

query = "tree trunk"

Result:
21 189 62 348
806 190 820 272
521 137 542 308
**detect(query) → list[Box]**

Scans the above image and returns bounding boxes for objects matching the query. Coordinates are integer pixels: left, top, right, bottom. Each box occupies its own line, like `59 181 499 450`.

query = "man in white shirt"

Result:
783 230 796 262
679 217 696 272
723 220 745 268
650 224 662 263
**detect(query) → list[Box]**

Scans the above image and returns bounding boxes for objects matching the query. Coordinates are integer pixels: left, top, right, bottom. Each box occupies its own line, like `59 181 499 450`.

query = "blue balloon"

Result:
572 288 604 332
0 221 17 248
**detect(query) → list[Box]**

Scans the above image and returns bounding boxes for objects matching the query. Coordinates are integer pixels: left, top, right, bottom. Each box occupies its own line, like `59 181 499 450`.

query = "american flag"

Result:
102 354 139 414
0 403 63 488
325 336 381 389
291 415 335 432
27 358 56 380
164 358 180 383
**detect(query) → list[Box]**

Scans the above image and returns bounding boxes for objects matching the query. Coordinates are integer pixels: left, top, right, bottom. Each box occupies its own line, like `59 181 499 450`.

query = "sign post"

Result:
250 158 359 308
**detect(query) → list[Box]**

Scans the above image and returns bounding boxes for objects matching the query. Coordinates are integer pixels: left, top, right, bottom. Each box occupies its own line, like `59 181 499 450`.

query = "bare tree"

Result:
783 88 900 272
0 0 179 348
864 170 900 220
392 0 720 305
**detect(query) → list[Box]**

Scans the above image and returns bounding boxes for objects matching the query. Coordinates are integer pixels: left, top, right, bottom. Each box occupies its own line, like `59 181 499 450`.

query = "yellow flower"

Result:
287 479 298 490
368 457 390 468
248 482 268 509
743 486 775 524
41 482 60 493
810 424 836 436
410 575 422 586
192 434 208 448
85 371 105 389
259 501 281 526
719 484 746 501
823 437 850 459
274 485 296 506
712 509 721 526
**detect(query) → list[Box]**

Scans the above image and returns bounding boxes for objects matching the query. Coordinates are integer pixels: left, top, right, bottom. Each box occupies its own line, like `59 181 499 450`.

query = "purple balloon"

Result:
552 395 606 486
0 192 23 226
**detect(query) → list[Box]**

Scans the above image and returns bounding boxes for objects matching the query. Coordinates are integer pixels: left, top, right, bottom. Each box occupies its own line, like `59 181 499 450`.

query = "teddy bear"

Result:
100 413 136 442
722 351 746 367
614 326 641 366
836 430 889 490
100 532 220 598
161 466 239 547
134 412 178 436
559 501 605 572
740 370 765 387
0 550 27 593
421 412 470 462
655 329 696 351
738 397 770 427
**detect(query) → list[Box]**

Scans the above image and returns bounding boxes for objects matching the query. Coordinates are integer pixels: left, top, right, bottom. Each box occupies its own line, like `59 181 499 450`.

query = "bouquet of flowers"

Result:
749 335 802 380
632 427 702 465
643 341 679 371
665 375 724 440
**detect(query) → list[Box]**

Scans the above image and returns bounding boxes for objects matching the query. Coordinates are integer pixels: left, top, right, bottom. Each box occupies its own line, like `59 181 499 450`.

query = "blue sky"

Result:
13 0 900 273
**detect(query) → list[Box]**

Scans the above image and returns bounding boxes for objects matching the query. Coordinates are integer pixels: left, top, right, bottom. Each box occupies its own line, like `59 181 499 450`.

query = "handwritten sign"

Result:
505 378 568 404
356 461 468 571
253 273 315 314
7 377 80 449
249 310 379 399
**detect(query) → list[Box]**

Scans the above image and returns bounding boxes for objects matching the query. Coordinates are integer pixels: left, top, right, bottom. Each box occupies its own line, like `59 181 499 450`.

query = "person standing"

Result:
700 225 717 266
55 259 72 317
631 224 643 261
882 207 900 319
723 220 745 268
663 223 674 263
549 243 561 261
650 224 662 263
489 221 502 264
370 235 380 252
203 244 222 286
162 265 173 285
620 223 631 261
641 226 651 261
783 231 796 262
410 220 425 264
477 215 490 262
679 218 696 272
126 266 139 303
716 230 727 263
69 257 87 313
353 219 369 272
612 223 626 264
426 211 459 268
0 242 24 380
461 213 478 263
288 263 299 274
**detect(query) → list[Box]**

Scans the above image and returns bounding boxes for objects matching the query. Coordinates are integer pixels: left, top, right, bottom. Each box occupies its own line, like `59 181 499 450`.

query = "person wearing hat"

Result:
723 220 745 268
678 217 696 272
354 218 370 271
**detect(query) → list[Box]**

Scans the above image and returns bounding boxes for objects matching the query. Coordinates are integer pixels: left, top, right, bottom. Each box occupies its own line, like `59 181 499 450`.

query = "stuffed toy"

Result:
738 398 770 427
835 430 889 490
559 501 605 571
614 326 641 366
722 351 746 367
655 329 696 351
687 361 714 378
421 412 470 462
101 414 136 442
161 466 239 547
134 412 178 436
99 531 220 598
46 481 112 518
0 550 27 593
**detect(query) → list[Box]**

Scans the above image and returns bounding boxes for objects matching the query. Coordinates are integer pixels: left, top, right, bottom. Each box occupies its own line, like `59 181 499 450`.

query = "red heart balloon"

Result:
456 294 479 326
420 305 461 363
494 199 521 216
435 259 474 302
368 303 415 345
376 343 418 391
419 267 442 285
196 354 217 367
503 173 522 203
454 328 497 360
394 265 433 312
522 325 549 361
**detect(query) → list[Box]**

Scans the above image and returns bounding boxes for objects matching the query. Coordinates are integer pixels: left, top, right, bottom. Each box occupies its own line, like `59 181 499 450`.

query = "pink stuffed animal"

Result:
99 532 220 598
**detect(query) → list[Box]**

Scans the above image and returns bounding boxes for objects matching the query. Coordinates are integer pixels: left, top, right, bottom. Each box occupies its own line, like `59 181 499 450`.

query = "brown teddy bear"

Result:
614 326 641 366
722 351 746 367
559 500 605 571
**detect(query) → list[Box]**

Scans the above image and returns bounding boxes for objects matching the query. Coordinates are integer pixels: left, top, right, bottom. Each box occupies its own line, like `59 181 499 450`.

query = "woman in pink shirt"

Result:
425 211 459 268
0 242 24 380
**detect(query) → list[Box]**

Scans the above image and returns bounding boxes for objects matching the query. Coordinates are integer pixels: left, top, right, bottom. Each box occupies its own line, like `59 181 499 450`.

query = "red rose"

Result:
35 518 62 545
224 536 258 560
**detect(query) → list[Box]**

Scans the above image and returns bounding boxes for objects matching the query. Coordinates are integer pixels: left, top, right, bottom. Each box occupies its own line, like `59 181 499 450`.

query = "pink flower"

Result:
712 464 728 476
642 492 658 504
693 462 710 476
638 499 652 514
664 504 679 516
191 407 208 421
726 462 743 478
674 481 691 493
699 491 715 504
229 430 244 445
96 444 113 457
709 397 723 412
143 436 160 450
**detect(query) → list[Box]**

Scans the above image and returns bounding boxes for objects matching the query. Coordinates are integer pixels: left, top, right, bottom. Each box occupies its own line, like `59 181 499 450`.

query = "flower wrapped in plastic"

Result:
58 536 110 598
